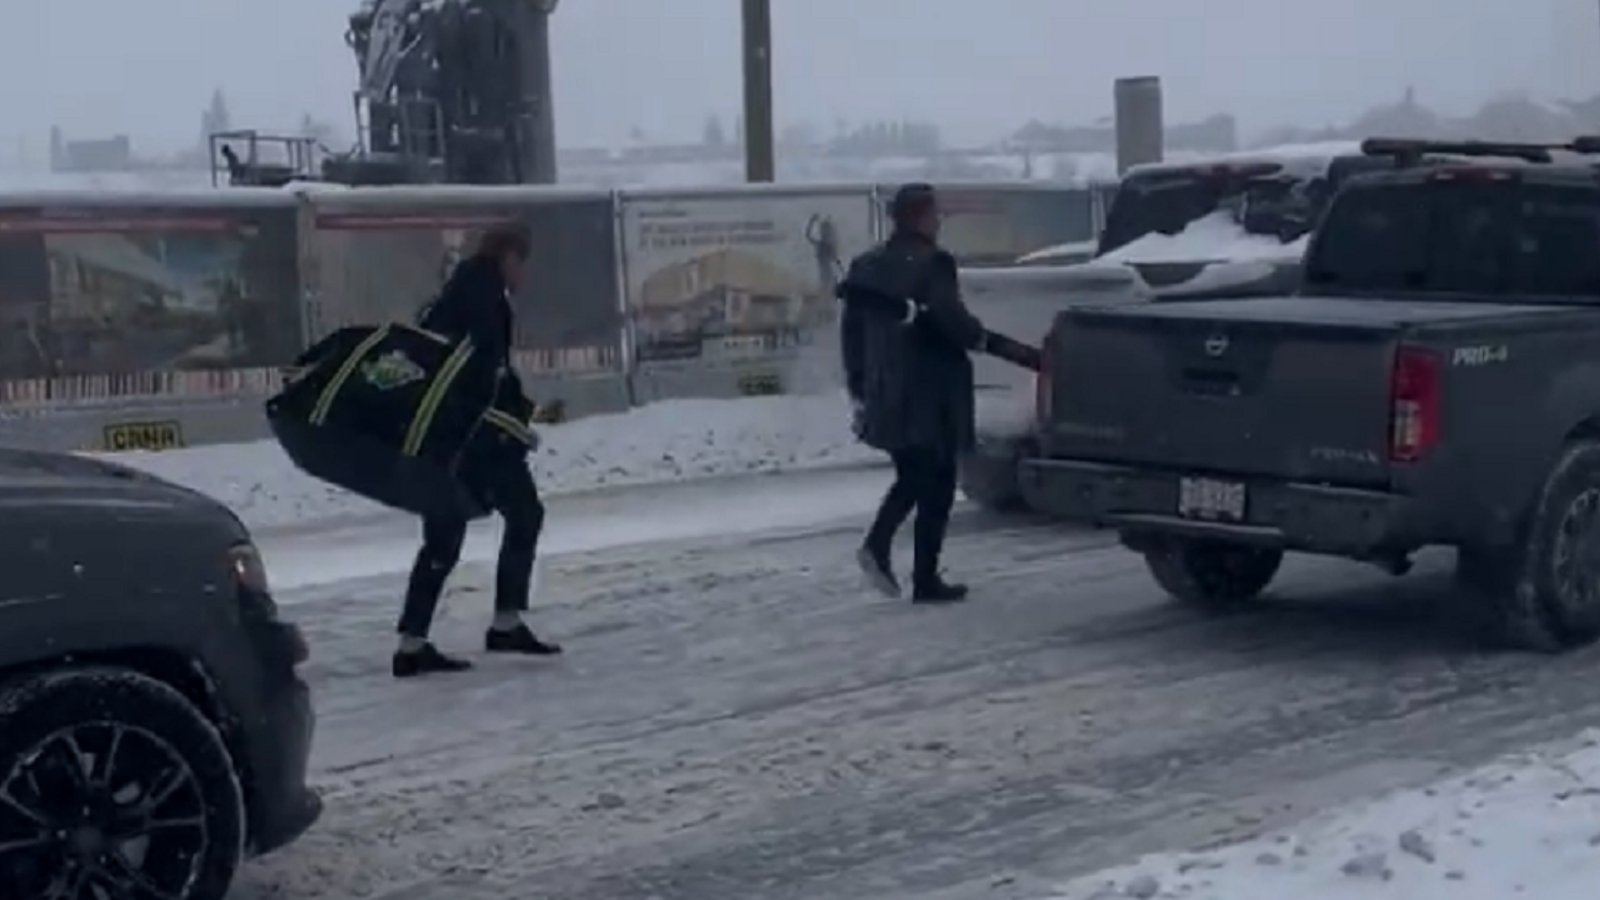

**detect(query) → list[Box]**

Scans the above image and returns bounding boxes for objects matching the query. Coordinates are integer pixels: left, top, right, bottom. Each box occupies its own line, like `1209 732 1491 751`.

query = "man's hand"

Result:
849 395 868 438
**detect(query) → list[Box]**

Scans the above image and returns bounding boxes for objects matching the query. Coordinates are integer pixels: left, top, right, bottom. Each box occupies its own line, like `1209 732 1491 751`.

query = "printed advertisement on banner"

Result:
621 191 874 366
310 197 621 374
0 204 301 379
918 185 1097 268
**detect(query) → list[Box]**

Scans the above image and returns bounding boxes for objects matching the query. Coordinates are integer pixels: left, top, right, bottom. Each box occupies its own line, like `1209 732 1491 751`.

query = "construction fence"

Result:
0 180 1104 452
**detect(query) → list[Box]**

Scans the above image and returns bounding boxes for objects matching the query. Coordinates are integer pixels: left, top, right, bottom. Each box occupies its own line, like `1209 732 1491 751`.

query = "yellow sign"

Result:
737 371 783 396
103 420 185 452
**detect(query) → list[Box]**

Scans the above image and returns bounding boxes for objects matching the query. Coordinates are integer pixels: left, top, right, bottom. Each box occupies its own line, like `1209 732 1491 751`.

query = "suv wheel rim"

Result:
1552 487 1600 618
0 722 208 899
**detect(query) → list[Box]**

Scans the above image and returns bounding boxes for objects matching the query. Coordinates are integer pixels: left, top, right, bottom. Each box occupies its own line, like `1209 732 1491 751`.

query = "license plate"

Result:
1178 476 1246 521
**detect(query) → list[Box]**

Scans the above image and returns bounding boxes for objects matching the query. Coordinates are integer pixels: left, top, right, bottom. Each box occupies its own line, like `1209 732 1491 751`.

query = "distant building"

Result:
48 129 134 172
1007 114 1236 156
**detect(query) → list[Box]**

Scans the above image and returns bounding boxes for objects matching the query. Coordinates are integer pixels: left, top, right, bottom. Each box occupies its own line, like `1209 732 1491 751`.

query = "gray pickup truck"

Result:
1020 137 1600 651
960 144 1400 511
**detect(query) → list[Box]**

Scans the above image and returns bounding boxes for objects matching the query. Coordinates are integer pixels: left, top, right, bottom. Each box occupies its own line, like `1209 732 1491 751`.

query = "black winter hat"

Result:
889 182 938 227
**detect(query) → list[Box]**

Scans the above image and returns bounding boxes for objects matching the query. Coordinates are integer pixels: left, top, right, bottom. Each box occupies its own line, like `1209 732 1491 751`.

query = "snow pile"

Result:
1047 729 1600 900
102 394 876 530
1093 211 1308 266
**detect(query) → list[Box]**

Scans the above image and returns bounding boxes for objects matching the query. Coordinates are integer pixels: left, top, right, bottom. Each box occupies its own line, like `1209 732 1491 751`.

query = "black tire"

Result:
1457 440 1600 652
958 438 1031 513
1142 538 1283 611
0 668 245 900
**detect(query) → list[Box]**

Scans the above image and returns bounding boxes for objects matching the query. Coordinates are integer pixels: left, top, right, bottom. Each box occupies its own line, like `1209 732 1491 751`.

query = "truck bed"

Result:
1039 294 1569 488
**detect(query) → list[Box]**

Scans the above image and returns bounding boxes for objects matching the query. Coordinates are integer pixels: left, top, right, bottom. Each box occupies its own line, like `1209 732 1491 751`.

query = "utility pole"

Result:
1113 76 1164 174
740 0 775 182
515 0 560 183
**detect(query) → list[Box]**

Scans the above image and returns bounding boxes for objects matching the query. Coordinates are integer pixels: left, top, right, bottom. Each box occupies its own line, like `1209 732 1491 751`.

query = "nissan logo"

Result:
1204 333 1229 357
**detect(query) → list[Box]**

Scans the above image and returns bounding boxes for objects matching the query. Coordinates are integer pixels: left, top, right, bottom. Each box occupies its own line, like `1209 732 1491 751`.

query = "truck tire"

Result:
0 668 245 900
958 438 1031 512
1457 440 1600 652
1142 538 1283 611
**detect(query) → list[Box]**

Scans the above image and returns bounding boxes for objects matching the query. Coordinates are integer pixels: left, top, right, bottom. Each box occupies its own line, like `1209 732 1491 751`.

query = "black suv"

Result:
0 450 319 899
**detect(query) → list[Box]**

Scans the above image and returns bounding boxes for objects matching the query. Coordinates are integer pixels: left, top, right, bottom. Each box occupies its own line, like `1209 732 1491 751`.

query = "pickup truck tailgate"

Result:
1041 296 1417 487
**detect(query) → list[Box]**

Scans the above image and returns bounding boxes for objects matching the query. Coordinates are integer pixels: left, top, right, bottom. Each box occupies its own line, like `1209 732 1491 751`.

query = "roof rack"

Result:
1360 136 1600 166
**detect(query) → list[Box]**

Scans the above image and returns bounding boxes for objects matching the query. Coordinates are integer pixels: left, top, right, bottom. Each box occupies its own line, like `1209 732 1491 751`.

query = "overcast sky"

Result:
3 0 1598 154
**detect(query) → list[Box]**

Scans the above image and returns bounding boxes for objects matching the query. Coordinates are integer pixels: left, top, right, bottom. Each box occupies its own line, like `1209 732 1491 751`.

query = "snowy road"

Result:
232 468 1600 900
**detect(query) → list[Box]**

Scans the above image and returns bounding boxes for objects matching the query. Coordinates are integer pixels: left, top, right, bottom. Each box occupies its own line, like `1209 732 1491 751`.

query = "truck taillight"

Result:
1390 347 1441 462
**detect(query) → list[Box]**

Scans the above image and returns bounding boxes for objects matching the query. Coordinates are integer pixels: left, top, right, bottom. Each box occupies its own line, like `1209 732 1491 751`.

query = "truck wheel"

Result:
0 668 245 900
1459 440 1600 652
958 438 1032 512
1142 538 1283 610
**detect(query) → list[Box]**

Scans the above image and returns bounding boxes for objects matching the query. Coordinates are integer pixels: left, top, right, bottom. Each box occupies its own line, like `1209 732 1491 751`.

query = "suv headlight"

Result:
228 542 277 617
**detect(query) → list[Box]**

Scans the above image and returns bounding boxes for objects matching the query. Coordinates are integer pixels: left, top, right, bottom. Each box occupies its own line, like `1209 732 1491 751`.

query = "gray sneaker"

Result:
856 545 901 598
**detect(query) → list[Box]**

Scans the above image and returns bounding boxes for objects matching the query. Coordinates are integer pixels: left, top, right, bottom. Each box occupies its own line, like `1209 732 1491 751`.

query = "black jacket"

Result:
838 231 986 457
419 255 535 426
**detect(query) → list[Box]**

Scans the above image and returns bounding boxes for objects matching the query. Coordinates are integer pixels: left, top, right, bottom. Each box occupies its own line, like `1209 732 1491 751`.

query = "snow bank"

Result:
1046 729 1600 900
100 394 876 530
1094 211 1307 266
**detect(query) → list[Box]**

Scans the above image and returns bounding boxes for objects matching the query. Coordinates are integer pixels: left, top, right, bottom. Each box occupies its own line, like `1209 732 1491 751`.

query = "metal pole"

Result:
517 1 559 184
1113 76 1164 174
741 0 775 182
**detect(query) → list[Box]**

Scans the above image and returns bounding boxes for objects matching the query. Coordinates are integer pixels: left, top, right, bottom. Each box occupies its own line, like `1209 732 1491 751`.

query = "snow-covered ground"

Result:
257 465 893 591
101 393 877 530
61 376 1600 900
224 503 1600 900
1047 730 1600 900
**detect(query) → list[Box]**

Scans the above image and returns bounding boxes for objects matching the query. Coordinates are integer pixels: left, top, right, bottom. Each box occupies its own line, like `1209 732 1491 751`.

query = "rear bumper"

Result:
1017 457 1426 556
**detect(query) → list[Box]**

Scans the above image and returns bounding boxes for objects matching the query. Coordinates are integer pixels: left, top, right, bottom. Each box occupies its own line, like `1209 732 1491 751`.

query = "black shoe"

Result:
912 576 969 604
486 623 564 656
856 544 900 598
393 642 473 678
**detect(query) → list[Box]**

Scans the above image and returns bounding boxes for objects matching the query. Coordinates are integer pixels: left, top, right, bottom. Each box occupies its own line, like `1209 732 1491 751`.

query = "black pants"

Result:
398 458 545 639
865 447 958 585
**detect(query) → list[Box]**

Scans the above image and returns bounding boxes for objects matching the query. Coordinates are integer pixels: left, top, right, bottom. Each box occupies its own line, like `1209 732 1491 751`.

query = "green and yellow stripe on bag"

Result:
482 407 535 446
308 325 394 426
401 340 477 456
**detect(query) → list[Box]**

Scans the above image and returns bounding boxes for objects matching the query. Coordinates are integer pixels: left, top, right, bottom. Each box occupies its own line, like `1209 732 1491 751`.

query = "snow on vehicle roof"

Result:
1089 210 1309 266
960 259 1115 290
1013 239 1100 265
1125 141 1364 183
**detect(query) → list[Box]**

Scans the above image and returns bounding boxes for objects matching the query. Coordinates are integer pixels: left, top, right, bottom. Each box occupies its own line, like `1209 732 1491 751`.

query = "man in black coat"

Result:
839 183 988 603
393 222 564 678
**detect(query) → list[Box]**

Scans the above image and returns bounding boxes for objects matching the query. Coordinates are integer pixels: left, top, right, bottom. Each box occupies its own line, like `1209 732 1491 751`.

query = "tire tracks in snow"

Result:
231 505 1600 900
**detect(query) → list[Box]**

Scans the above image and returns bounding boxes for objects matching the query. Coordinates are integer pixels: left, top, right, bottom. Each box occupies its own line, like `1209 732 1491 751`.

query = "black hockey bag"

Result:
265 322 509 520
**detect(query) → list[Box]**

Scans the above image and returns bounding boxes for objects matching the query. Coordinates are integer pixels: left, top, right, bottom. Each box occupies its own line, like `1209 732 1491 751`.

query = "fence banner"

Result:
0 196 302 401
618 186 876 379
305 187 622 374
874 182 1097 268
